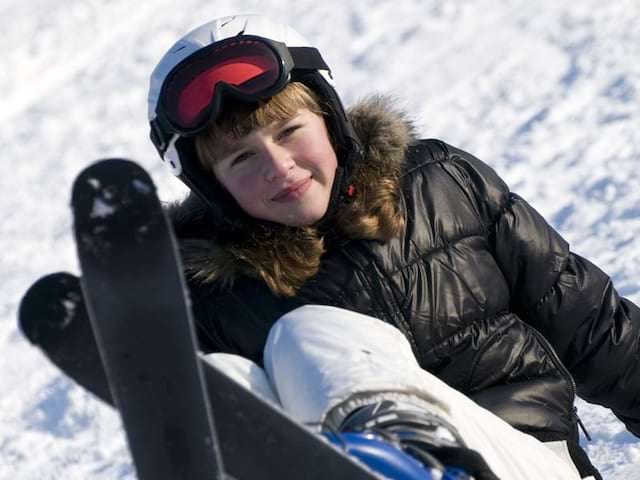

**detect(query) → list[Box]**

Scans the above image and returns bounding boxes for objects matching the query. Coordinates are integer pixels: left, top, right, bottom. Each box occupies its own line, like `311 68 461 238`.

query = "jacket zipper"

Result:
528 326 591 441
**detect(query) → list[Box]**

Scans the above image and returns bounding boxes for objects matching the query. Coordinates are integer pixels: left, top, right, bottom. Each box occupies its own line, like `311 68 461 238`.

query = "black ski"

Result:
18 272 111 404
71 159 224 480
19 158 377 480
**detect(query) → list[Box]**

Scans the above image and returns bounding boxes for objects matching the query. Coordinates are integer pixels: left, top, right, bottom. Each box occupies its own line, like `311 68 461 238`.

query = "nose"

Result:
263 143 295 182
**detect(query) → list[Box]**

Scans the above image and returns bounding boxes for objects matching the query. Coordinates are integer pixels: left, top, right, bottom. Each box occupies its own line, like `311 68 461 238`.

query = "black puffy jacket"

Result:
169 100 640 477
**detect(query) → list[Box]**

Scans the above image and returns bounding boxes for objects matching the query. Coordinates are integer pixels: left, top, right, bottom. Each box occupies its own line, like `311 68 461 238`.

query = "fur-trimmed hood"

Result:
166 96 416 295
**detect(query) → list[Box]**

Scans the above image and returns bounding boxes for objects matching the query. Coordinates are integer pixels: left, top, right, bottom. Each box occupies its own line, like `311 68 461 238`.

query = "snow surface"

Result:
1 0 639 478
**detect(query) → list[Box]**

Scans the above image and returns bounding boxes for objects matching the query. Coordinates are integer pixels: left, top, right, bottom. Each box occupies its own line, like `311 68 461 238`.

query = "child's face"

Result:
211 109 338 226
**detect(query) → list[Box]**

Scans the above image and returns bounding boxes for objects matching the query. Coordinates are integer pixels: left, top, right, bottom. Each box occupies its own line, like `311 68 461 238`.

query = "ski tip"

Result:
70 158 156 215
18 272 82 345
71 158 157 227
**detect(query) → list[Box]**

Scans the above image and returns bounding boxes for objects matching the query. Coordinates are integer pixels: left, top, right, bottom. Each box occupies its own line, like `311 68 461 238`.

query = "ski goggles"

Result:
151 35 329 153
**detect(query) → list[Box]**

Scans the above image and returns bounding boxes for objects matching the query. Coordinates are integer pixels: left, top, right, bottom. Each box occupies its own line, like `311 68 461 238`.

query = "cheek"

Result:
314 139 338 173
316 127 338 167
229 173 264 205
235 174 256 191
301 136 337 172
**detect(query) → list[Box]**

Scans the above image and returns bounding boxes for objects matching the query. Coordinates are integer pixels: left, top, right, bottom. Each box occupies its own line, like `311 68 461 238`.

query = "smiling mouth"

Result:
272 177 312 202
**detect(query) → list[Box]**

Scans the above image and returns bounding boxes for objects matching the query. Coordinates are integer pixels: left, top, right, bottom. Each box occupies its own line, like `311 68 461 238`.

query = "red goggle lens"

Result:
163 40 281 129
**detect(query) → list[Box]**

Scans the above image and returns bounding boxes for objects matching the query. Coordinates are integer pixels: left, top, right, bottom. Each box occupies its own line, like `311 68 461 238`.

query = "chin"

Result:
282 216 318 227
264 194 331 226
281 208 326 226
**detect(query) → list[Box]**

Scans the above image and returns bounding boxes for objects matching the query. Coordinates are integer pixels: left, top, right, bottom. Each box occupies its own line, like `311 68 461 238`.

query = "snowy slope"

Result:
1 0 639 478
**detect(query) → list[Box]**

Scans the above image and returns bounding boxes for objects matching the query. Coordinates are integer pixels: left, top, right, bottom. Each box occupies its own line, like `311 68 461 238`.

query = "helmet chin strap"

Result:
313 166 344 230
314 137 364 234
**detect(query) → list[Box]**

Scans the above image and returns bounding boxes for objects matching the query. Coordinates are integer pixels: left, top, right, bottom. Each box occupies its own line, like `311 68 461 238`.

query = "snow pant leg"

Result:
263 305 444 429
202 352 281 408
263 305 584 480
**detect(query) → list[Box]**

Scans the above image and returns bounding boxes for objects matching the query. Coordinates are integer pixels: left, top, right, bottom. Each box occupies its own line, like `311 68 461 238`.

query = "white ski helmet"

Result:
147 14 362 232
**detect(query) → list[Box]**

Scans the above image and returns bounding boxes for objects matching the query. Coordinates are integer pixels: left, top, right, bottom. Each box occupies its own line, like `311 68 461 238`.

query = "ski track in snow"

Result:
1 0 639 478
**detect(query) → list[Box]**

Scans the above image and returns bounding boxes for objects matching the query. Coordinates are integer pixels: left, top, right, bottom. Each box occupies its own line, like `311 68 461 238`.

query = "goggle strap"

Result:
150 117 173 153
289 47 330 72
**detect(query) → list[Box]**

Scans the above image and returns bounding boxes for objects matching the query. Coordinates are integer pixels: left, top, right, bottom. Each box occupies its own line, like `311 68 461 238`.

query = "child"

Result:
147 14 640 479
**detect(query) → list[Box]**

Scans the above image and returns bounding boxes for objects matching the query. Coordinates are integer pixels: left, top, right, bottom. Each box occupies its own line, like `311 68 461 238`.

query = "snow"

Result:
90 199 116 219
1 0 639 478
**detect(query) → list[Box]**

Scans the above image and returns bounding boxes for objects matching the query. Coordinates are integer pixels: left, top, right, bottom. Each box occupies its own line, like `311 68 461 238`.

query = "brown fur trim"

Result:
334 95 414 241
168 95 416 296
178 227 326 296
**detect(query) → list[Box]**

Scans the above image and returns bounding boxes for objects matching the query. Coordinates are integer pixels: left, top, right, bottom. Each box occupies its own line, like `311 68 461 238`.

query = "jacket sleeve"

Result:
187 278 299 364
189 283 236 354
444 143 640 436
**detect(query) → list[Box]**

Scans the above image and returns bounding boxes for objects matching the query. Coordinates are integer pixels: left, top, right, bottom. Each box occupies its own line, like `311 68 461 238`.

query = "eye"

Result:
277 125 300 140
231 151 253 167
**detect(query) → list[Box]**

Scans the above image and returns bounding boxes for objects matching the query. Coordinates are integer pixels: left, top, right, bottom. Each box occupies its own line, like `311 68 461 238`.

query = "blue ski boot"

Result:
324 400 498 480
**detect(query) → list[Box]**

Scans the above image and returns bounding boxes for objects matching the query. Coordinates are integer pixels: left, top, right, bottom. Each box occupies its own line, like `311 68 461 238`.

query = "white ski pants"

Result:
203 305 591 480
